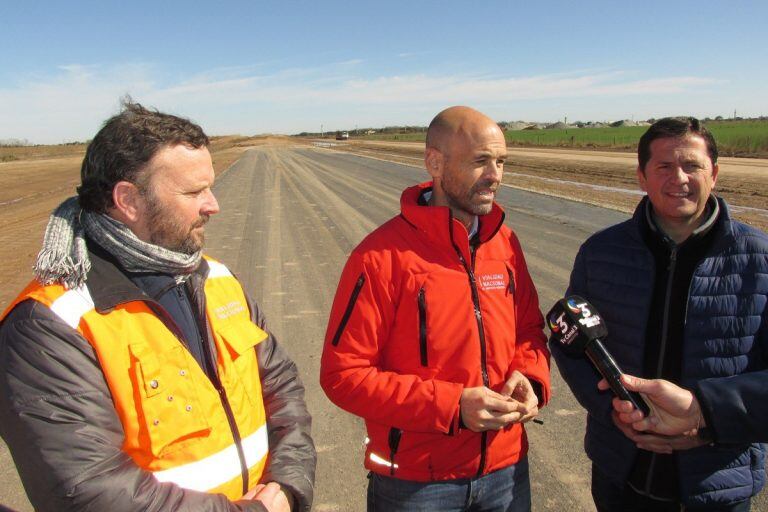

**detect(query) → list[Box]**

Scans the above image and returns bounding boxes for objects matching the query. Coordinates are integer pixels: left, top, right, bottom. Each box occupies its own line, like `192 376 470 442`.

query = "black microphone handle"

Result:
585 339 650 416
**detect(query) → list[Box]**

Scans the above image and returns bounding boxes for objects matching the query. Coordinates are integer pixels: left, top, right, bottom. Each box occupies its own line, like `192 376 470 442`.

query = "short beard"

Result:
142 188 207 255
442 178 497 217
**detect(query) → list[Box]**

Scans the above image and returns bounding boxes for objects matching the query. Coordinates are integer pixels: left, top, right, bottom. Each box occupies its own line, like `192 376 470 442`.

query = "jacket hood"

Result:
400 182 505 249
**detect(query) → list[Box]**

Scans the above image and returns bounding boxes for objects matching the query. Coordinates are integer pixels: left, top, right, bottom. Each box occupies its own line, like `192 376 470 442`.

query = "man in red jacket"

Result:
320 106 551 511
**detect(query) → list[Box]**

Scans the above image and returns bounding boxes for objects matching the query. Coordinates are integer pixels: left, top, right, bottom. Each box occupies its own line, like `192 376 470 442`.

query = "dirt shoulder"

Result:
0 136 290 311
310 139 768 231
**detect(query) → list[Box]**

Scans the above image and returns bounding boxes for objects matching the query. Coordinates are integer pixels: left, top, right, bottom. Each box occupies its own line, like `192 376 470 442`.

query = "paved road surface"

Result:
1 145 765 511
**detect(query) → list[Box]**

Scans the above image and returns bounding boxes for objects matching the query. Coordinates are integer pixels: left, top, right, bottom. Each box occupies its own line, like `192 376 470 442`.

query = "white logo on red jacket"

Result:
478 273 506 291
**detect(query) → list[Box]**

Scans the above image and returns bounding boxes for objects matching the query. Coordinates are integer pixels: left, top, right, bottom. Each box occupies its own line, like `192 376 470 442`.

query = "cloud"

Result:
0 62 725 143
0 63 158 143
330 72 720 104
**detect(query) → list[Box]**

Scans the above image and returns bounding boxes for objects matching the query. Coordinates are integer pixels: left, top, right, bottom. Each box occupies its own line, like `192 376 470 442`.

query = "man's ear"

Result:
425 148 444 179
636 166 647 193
111 181 143 223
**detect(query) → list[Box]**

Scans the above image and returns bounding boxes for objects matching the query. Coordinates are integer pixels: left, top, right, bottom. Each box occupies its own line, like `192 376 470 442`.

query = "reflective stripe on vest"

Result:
3 257 269 499
49 285 94 328
44 261 230 328
153 423 268 491
207 260 233 279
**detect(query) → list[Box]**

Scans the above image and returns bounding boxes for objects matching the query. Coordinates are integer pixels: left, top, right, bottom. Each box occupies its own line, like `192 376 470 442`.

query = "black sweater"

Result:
628 197 721 500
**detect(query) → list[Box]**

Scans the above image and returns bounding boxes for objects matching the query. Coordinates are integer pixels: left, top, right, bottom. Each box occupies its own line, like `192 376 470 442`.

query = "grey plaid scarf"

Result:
34 197 201 289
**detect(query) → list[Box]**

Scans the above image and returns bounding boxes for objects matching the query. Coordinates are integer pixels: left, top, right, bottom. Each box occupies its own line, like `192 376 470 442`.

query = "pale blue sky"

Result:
1 0 766 143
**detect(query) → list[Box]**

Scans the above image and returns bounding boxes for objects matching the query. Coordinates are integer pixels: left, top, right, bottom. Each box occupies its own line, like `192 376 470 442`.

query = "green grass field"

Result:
359 132 427 143
357 120 768 158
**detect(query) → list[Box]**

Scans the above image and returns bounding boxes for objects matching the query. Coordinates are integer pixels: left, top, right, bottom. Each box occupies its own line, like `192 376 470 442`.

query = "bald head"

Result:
423 106 507 230
426 106 502 154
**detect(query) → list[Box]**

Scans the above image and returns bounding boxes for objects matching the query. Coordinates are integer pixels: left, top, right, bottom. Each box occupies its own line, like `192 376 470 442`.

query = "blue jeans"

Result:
367 457 531 512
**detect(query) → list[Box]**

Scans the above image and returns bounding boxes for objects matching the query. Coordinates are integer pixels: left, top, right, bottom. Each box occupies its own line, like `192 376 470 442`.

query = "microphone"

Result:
547 296 650 416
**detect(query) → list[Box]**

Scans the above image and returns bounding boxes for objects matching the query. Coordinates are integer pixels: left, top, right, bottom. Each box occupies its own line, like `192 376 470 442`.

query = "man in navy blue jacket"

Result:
552 117 768 511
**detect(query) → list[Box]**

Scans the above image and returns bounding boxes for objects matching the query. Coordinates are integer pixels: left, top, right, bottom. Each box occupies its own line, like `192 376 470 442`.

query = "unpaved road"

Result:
322 140 768 230
1 144 766 510
206 146 623 512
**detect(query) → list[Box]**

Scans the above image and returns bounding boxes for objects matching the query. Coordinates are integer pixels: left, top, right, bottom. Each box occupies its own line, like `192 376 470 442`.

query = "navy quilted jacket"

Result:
552 196 767 507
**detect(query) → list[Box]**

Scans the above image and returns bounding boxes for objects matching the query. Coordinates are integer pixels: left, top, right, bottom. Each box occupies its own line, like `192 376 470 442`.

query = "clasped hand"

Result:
243 482 292 512
610 410 708 454
459 371 539 432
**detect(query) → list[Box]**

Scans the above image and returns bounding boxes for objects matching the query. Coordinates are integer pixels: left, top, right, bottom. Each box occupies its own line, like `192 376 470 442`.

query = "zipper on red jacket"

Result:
454 242 490 477
418 287 428 366
331 273 366 346
463 245 490 387
388 427 402 476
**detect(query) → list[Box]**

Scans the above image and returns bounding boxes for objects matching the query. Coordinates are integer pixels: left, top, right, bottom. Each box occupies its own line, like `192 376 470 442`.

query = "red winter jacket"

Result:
320 182 551 481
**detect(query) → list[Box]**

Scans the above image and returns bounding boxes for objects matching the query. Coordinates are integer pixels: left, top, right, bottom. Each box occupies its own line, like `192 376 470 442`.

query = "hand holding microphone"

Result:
600 374 706 436
547 296 650 416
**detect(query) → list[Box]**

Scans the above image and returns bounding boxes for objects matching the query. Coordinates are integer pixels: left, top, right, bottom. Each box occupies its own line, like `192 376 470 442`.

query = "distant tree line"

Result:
294 125 427 138
0 138 31 147
0 139 87 147
294 116 768 138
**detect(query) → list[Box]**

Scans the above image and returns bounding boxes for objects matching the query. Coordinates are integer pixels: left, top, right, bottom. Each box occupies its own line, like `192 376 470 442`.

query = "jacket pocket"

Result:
217 319 269 410
506 266 516 299
506 265 518 321
218 319 269 361
331 273 366 346
129 343 210 457
388 427 402 476
418 287 428 366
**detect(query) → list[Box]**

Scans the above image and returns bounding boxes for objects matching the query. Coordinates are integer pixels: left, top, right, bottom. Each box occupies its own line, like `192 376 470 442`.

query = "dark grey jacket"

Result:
0 248 316 511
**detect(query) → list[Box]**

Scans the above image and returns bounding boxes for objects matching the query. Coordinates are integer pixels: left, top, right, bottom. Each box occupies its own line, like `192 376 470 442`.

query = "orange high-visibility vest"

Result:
1 258 269 499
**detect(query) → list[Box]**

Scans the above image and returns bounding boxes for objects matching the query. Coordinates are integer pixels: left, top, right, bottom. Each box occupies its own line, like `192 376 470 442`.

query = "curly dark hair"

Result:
638 117 718 173
77 100 209 213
